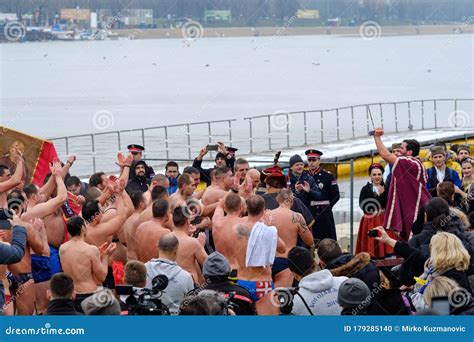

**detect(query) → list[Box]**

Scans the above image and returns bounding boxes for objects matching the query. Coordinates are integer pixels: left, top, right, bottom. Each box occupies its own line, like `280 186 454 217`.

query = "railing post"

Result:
349 159 354 254
140 128 145 147
186 124 191 161
421 100 425 130
267 115 272 151
394 103 399 133
434 100 438 128
249 119 254 153
320 111 324 143
379 103 383 129
228 120 233 146
91 134 96 174
366 105 370 134
207 122 212 158
117 131 121 151
454 99 458 128
408 101 412 130
164 126 169 161
303 111 308 145
351 106 355 138
286 113 290 148
336 109 340 141
65 137 69 156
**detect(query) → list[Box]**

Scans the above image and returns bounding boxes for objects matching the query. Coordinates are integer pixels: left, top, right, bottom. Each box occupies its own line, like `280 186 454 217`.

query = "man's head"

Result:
0 165 11 182
23 183 39 203
246 195 265 218
457 145 471 161
391 143 402 157
288 246 316 281
224 193 242 215
436 181 455 203
183 166 201 187
135 161 146 178
289 155 305 175
400 139 421 157
173 206 190 228
82 200 102 223
234 158 250 177
179 290 228 315
66 176 82 196
152 199 169 221
276 188 294 207
129 191 146 212
203 252 230 280
47 272 75 300
214 166 233 191
317 238 342 268
124 260 147 288
151 185 169 202
158 233 179 261
6 190 27 215
430 146 447 168
215 152 227 168
151 174 169 190
67 215 86 238
128 144 144 161
337 278 371 310
165 161 179 180
247 169 261 189
305 149 323 171
89 172 107 191
178 173 195 197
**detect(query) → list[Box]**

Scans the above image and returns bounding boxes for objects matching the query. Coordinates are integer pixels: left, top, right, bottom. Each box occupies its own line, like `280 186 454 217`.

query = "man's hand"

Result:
99 242 117 258
374 128 384 137
50 161 62 177
197 232 206 246
217 142 227 155
67 155 76 166
8 214 25 228
76 195 86 206
198 146 208 159
116 153 133 168
295 182 304 193
302 181 310 193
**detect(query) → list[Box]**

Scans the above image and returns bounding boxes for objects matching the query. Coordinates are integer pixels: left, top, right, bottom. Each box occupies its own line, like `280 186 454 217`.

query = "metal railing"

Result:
49 98 473 177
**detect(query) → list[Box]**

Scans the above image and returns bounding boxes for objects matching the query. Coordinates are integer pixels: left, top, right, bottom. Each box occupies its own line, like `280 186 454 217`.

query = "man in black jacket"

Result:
192 143 236 186
127 160 150 193
46 273 81 315
317 238 380 292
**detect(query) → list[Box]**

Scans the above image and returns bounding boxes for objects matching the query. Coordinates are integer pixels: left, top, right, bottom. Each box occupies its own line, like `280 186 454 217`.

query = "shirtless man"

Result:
171 206 207 284
232 195 286 315
123 191 147 260
268 189 314 288
144 174 169 205
59 216 116 312
211 194 246 271
135 199 171 263
132 186 171 238
5 190 45 315
81 185 128 248
201 167 234 206
169 173 196 211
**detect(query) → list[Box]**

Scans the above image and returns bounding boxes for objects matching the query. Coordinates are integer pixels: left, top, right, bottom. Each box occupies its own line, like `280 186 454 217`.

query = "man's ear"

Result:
71 290 76 300
46 290 52 301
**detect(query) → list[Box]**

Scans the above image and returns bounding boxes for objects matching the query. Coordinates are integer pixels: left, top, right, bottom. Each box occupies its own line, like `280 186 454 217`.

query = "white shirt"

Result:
435 167 446 183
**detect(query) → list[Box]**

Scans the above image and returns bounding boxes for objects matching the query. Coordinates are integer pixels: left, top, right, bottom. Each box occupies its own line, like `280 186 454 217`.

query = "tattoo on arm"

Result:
292 213 309 233
237 224 250 240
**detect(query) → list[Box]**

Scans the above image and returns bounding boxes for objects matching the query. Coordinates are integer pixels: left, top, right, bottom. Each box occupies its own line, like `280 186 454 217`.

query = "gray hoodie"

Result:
291 269 347 316
145 258 194 315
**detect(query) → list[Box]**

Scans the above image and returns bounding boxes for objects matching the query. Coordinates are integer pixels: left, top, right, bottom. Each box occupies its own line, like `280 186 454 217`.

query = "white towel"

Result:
245 222 278 268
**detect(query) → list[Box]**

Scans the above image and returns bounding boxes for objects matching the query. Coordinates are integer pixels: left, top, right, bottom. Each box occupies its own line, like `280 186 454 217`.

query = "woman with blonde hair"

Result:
423 276 474 315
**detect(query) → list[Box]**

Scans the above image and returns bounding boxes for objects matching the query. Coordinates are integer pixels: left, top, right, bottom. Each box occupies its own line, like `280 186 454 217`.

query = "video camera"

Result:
274 287 313 316
116 274 170 315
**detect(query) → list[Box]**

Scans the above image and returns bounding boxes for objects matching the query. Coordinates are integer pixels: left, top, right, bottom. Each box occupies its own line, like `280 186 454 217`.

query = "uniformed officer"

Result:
127 144 155 182
305 149 340 243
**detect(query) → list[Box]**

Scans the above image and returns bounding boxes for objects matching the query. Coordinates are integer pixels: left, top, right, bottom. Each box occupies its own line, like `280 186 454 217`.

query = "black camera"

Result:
116 274 170 315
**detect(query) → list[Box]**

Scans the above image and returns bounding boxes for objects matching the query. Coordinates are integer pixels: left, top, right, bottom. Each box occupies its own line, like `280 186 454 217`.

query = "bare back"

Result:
123 212 141 260
43 209 65 248
59 240 101 293
212 214 246 270
172 231 207 284
135 220 170 263
202 186 228 206
269 208 301 257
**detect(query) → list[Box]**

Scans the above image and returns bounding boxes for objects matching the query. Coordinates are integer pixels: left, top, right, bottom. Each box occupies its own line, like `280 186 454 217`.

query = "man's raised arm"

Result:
0 150 23 193
373 128 397 165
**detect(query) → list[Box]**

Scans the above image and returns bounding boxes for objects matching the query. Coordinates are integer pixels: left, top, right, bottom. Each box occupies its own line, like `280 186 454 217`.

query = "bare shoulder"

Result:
235 223 250 240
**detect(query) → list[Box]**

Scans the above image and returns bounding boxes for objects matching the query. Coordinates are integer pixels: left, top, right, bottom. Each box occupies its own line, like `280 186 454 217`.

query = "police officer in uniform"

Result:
127 144 155 183
305 149 340 243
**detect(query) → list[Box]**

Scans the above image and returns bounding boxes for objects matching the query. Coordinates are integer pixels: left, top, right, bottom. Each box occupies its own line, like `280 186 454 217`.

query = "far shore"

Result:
112 24 473 40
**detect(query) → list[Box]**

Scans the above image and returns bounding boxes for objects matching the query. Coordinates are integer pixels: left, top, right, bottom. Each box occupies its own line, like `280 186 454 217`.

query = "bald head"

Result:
247 195 265 217
247 169 261 189
152 174 169 188
159 233 179 261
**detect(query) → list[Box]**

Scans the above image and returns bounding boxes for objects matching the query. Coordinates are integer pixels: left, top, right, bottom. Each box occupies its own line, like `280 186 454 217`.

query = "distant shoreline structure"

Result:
113 24 474 40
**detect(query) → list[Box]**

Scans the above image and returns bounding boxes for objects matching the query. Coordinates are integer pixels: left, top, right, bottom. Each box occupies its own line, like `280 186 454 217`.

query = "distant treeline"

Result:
1 0 473 25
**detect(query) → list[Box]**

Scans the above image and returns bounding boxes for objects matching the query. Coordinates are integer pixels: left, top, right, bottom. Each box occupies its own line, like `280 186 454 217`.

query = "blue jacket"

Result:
0 225 27 264
426 166 461 197
168 177 178 195
289 171 323 208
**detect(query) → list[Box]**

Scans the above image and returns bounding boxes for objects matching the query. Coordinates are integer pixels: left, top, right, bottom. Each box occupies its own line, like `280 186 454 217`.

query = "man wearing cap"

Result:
288 154 323 214
192 143 237 186
127 144 155 183
305 149 339 242
426 146 462 198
